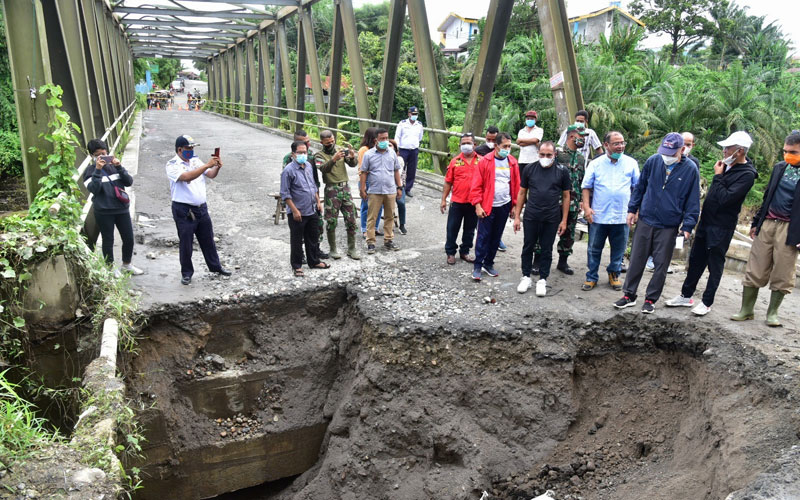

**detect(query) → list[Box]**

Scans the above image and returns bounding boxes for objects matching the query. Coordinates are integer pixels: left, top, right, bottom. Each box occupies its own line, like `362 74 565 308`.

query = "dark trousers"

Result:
445 201 478 256
95 211 134 264
522 219 559 279
623 221 678 303
288 213 321 270
474 202 511 270
172 202 222 279
399 148 419 193
681 224 732 307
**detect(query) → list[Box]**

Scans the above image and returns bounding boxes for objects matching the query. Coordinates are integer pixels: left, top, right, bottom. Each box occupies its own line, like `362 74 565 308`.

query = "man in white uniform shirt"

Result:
516 110 544 177
165 135 232 285
394 105 424 197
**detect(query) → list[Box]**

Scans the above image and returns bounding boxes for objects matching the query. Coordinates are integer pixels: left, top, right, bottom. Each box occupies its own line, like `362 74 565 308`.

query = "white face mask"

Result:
722 153 737 166
485 141 495 150
539 157 554 167
684 146 693 155
460 144 474 155
661 154 679 166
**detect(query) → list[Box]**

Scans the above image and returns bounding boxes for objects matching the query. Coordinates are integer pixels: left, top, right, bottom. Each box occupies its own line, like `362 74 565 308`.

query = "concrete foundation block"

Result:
22 255 79 334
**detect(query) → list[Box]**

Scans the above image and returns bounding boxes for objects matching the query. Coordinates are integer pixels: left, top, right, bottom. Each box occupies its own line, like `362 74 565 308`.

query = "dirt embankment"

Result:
126 288 800 500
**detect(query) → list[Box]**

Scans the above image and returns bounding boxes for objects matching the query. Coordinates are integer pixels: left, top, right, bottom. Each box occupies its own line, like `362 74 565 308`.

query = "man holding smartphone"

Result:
166 135 232 285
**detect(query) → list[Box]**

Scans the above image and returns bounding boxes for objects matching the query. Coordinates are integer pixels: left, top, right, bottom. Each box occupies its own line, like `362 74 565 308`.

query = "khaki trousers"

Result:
366 193 396 245
744 219 798 293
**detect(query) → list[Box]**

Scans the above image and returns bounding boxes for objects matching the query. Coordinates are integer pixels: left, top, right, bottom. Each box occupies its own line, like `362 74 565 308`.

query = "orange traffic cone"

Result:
156 102 160 110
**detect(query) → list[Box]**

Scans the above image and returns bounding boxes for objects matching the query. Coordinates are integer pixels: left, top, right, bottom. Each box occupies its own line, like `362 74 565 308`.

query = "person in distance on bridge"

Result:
666 131 756 316
394 106 424 198
581 131 640 293
513 142 571 297
614 132 700 314
731 131 800 326
84 139 142 277
475 126 499 157
166 135 232 286
281 140 330 277
314 130 360 260
557 110 603 160
441 133 480 265
360 129 403 254
516 110 543 179
470 132 520 281
283 129 327 259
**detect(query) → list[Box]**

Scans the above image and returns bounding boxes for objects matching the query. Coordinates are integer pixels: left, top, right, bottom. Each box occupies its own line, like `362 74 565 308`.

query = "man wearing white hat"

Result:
732 131 800 326
666 131 756 315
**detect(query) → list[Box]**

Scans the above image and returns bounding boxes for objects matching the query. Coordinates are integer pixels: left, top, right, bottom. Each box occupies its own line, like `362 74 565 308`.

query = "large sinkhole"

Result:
126 288 799 500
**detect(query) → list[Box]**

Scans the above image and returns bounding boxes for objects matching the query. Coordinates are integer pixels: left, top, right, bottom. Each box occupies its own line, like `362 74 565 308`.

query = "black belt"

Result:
172 201 206 208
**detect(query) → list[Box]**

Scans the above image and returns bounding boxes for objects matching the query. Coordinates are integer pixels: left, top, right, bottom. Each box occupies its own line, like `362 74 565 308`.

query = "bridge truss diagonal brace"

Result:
276 21 297 125
327 3 345 132
377 0 406 124
406 0 448 174
256 30 275 125
337 0 371 134
298 6 326 126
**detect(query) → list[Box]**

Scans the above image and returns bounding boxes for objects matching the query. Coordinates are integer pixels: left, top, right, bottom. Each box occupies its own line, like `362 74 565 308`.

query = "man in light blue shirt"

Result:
580 131 640 291
166 135 231 285
394 106 424 197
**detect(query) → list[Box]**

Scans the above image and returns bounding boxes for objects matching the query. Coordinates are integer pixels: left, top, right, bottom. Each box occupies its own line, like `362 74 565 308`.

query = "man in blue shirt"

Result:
280 141 330 276
581 131 640 292
166 135 231 285
394 106 424 197
360 129 404 254
615 132 700 314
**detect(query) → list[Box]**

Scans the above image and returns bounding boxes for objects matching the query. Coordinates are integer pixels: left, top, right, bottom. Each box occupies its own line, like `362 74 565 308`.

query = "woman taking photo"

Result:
84 139 143 276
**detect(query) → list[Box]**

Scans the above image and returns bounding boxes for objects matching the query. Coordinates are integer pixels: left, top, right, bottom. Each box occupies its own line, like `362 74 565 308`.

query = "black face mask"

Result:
575 139 585 148
324 144 336 153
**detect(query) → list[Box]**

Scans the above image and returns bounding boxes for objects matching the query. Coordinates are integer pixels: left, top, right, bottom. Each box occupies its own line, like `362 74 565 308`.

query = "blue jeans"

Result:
585 223 629 283
445 201 478 256
360 180 383 233
396 187 406 226
474 202 512 271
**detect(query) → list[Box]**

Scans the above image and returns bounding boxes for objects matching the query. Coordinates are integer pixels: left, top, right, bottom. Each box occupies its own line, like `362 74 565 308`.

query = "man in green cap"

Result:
533 125 586 275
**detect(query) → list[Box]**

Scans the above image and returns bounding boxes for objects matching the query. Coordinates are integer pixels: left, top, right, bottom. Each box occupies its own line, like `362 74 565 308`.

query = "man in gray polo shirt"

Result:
359 128 403 254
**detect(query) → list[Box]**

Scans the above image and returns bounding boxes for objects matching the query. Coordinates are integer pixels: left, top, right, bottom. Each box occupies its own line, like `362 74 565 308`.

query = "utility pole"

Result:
537 0 584 133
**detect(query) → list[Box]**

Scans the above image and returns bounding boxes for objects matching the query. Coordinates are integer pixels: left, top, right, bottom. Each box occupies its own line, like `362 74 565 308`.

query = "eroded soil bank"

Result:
126 287 800 500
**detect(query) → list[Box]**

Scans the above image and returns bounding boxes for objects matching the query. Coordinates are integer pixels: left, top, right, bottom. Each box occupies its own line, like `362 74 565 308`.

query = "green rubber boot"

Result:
730 286 758 321
765 290 785 327
327 229 341 260
346 233 361 260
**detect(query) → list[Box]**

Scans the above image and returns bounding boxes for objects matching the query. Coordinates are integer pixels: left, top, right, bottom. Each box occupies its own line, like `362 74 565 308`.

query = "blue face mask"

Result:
377 140 389 150
409 114 418 122
610 152 622 160
497 149 510 159
295 154 307 164
526 119 536 127
180 149 193 160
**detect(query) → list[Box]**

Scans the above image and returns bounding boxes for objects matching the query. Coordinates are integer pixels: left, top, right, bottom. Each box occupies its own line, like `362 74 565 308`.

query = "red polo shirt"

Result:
444 152 480 203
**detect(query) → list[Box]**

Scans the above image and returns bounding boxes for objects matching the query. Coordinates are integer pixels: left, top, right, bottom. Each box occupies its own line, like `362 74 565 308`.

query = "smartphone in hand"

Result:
213 147 220 158
100 155 114 165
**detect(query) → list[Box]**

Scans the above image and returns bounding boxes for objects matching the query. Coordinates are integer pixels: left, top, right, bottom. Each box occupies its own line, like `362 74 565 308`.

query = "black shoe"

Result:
215 268 232 276
384 241 400 251
641 300 656 314
614 295 637 309
405 191 414 198
367 244 376 254
399 225 407 235
557 256 574 275
318 251 330 259
181 276 191 285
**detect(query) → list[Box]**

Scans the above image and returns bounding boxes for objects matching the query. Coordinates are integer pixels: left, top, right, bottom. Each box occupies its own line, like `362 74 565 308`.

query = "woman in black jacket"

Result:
83 139 143 276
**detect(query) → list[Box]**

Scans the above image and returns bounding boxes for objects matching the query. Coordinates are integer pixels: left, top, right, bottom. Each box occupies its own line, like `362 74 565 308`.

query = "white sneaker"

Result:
121 263 144 275
517 276 532 294
665 295 694 307
535 279 547 297
692 302 711 316
113 268 122 278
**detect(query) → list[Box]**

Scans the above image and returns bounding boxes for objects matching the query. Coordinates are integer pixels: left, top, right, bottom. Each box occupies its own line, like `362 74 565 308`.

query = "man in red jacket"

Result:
469 132 520 281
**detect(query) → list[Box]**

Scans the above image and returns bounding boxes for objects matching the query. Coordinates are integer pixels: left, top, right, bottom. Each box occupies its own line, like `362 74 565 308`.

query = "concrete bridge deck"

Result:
125 96 800 371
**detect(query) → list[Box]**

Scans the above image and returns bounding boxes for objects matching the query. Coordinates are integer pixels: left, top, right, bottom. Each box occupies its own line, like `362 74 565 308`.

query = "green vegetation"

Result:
0 12 22 178
133 57 183 89
0 371 58 466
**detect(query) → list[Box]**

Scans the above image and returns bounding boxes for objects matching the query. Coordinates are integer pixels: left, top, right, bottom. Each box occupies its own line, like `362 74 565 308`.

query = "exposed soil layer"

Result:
126 287 800 500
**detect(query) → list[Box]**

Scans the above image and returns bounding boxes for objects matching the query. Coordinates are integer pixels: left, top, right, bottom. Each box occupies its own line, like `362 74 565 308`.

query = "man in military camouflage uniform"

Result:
534 125 586 275
314 130 360 260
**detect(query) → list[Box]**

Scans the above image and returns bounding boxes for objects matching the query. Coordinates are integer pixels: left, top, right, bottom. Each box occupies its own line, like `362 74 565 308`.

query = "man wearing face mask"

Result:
470 132 520 281
516 110 543 177
513 142 571 296
681 132 700 170
732 132 800 326
360 129 403 254
314 130 360 260
557 110 603 159
615 133 700 314
442 133 481 265
394 106 424 197
166 135 231 285
475 126 499 157
666 131 755 316
582 131 640 292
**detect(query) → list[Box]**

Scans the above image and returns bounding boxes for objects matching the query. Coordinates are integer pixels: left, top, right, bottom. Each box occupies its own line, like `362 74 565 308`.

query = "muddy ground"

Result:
115 102 800 499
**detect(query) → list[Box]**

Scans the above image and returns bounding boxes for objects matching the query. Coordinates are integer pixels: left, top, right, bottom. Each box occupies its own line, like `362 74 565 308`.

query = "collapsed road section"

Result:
125 286 800 500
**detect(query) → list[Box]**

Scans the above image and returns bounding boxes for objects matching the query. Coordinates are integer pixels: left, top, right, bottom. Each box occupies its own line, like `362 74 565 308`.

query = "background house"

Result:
568 5 644 44
437 13 480 58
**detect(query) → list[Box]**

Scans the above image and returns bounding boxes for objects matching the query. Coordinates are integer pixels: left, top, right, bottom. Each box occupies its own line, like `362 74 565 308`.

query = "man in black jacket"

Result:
666 131 756 315
732 131 800 326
